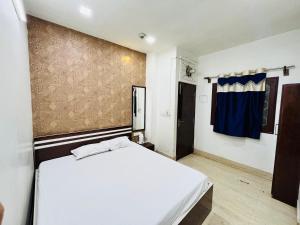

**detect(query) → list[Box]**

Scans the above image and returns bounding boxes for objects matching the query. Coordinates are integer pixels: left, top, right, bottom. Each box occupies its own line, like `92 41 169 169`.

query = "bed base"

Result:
179 184 213 225
32 126 213 225
32 179 213 225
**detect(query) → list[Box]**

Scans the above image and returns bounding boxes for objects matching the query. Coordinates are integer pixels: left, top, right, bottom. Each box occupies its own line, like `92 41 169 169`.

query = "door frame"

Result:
176 81 197 160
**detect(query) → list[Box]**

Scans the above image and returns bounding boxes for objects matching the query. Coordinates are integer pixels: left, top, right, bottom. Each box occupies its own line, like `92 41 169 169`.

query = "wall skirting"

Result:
156 150 176 160
194 149 273 181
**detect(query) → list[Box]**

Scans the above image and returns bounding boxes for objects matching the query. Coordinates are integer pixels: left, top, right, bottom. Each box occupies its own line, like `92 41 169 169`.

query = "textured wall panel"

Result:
28 16 146 137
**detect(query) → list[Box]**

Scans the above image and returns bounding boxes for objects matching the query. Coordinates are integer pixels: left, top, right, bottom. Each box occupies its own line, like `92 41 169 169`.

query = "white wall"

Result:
146 48 177 157
146 47 198 158
145 53 157 143
0 1 34 225
195 29 300 173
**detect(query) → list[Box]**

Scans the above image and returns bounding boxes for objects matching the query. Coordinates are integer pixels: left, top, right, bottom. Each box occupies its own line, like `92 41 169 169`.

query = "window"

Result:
210 77 279 134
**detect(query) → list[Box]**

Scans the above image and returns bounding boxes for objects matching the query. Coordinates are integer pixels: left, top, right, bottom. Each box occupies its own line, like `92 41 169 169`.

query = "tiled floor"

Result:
179 154 297 225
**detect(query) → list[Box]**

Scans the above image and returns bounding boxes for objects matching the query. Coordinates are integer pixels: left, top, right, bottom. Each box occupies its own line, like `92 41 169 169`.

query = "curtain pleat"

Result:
213 73 266 139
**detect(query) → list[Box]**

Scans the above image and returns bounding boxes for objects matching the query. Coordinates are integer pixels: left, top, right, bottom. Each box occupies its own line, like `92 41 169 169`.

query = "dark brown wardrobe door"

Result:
176 82 196 160
272 83 300 207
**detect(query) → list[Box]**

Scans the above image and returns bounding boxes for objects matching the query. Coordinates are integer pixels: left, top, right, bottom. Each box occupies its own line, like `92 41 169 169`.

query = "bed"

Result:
33 126 213 225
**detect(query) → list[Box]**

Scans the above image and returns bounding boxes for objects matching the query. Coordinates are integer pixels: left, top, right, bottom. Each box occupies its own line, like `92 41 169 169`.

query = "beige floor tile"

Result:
179 154 297 225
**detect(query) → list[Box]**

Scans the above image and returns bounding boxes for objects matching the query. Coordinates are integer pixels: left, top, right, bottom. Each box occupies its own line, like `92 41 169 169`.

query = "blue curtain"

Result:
213 73 266 139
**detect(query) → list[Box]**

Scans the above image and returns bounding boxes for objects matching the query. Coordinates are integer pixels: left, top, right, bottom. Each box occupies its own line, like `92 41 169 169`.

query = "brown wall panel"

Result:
27 16 146 137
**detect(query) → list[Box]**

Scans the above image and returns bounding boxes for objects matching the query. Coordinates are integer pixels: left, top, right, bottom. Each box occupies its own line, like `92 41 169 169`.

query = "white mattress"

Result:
35 143 209 225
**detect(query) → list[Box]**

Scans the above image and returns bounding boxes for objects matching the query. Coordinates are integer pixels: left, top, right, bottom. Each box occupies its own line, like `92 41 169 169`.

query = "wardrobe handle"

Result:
177 120 184 128
178 83 183 120
179 83 182 95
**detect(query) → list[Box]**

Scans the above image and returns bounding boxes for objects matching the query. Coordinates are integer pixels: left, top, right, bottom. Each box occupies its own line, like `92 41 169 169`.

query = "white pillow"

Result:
71 142 109 160
102 136 131 150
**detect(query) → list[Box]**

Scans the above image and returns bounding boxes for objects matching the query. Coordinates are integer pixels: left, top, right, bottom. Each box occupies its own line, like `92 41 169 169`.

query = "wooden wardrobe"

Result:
272 83 300 207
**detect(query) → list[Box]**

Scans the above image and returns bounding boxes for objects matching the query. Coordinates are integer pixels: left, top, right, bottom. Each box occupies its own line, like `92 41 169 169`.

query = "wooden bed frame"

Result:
33 126 132 168
32 126 213 225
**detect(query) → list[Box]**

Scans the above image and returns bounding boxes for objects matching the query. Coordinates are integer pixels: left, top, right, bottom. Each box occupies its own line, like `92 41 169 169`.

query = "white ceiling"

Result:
24 0 300 56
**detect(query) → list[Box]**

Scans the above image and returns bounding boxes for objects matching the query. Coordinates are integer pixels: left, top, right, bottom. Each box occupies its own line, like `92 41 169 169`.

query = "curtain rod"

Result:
203 65 295 83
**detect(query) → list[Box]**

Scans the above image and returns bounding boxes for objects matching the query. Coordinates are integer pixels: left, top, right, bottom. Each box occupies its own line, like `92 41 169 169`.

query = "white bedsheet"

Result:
36 143 209 225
